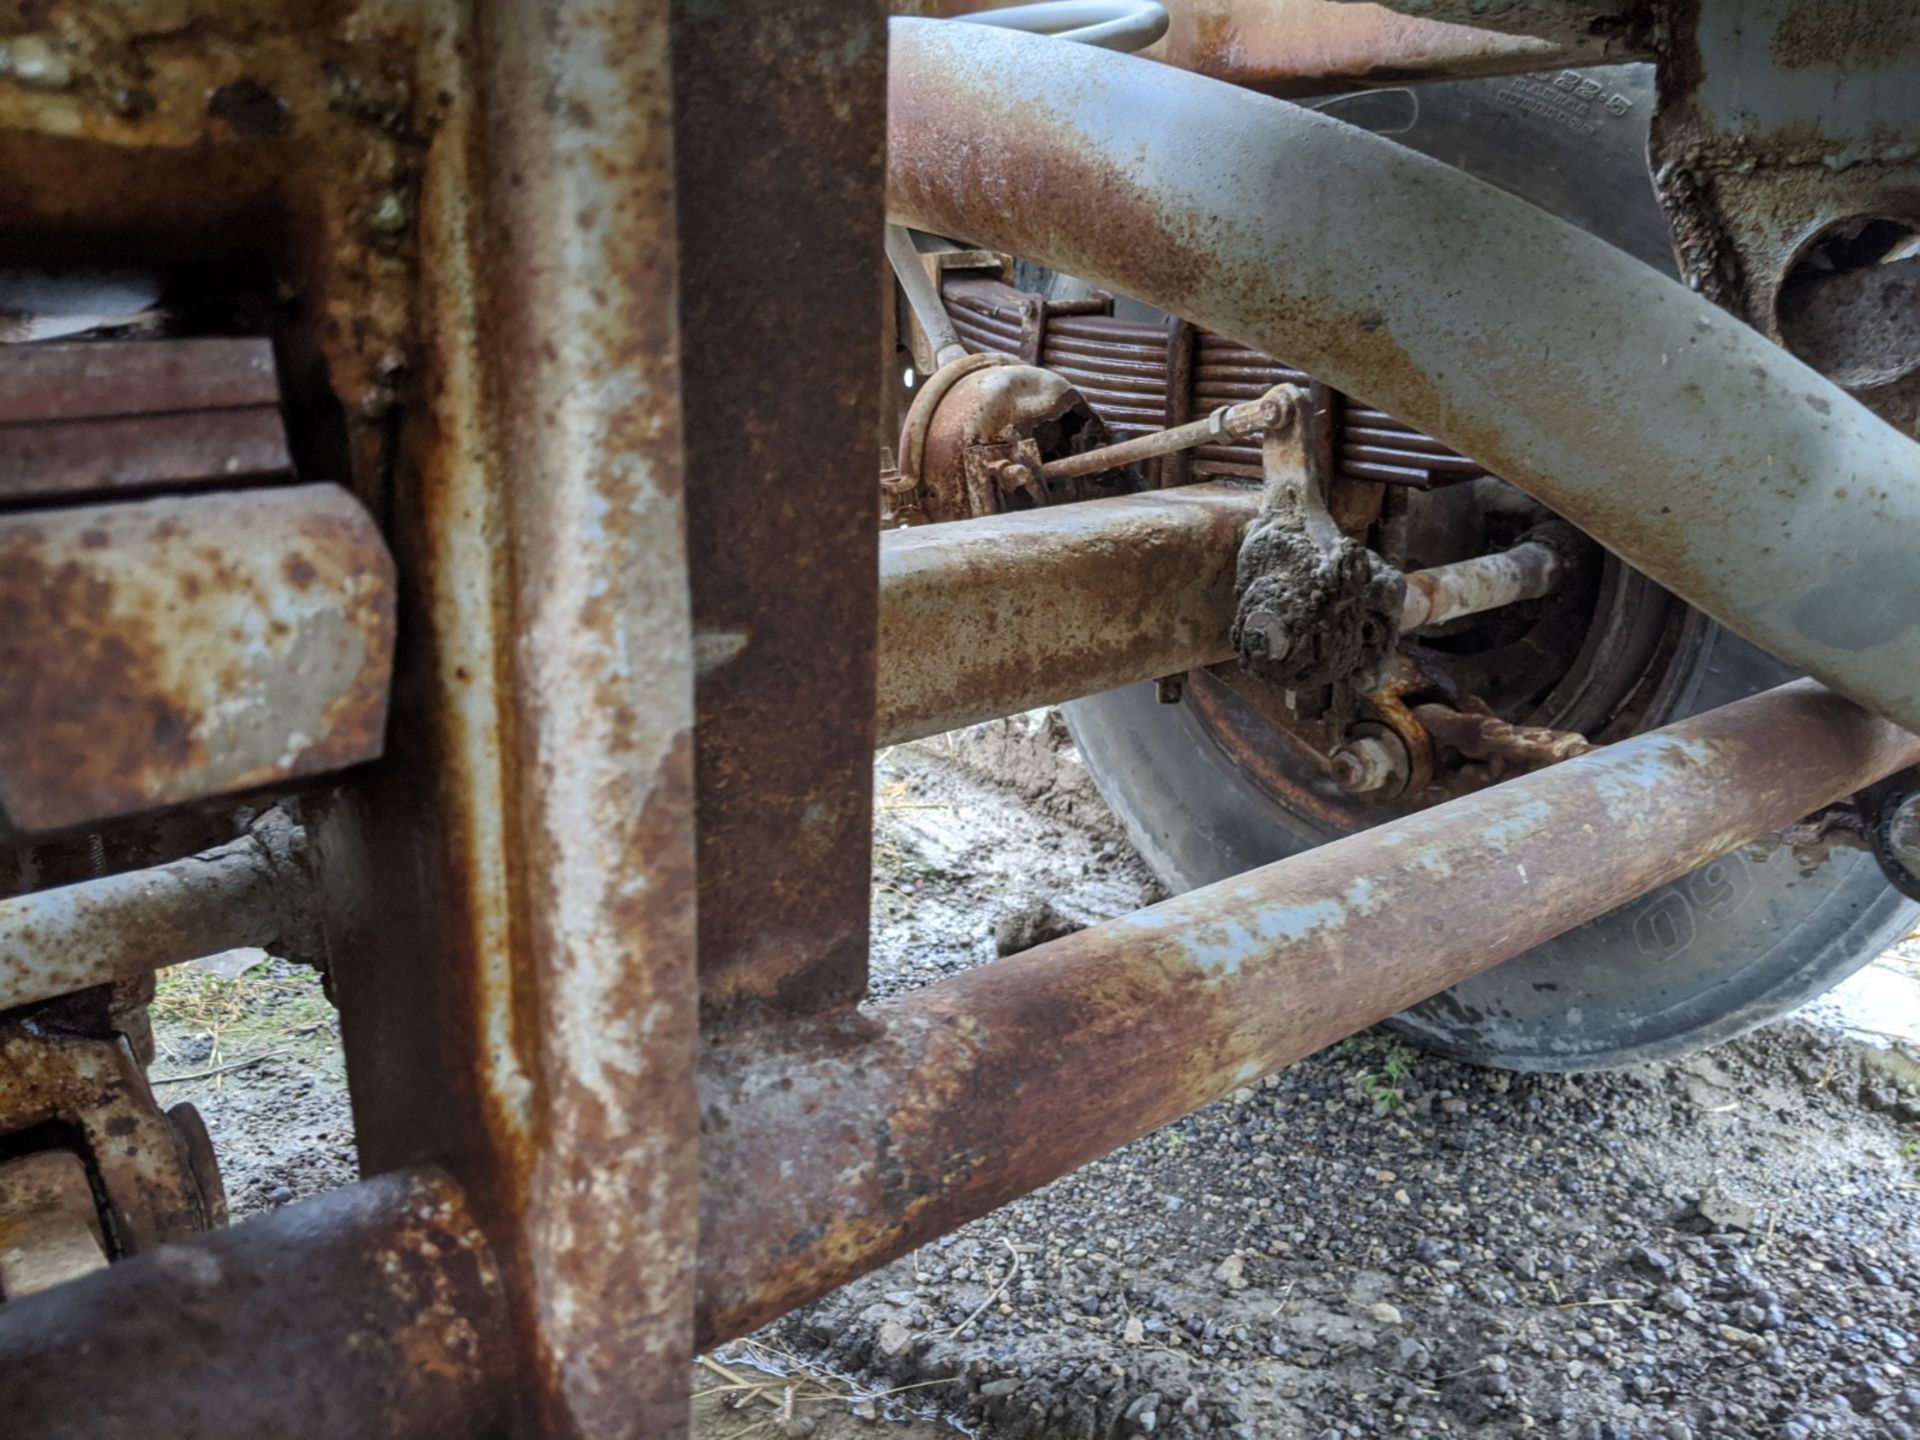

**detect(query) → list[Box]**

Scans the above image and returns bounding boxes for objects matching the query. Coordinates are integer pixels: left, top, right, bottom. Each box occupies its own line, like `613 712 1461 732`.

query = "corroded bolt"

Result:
1219 388 1296 441
1330 733 1409 797
988 457 1039 493
1252 389 1296 433
1238 613 1292 666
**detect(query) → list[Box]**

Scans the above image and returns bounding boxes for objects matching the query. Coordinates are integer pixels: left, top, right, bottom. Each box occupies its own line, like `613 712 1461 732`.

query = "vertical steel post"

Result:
674 1 889 1022
317 2 701 1435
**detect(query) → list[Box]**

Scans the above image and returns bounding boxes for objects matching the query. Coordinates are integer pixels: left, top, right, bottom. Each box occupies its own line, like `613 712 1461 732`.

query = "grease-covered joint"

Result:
0 807 318 1013
699 680 1920 1341
0 1168 512 1440
1233 384 1404 688
0 484 396 833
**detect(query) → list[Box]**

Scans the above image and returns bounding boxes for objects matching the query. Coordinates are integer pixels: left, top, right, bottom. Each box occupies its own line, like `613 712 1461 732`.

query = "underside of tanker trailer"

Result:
0 1 1916 1434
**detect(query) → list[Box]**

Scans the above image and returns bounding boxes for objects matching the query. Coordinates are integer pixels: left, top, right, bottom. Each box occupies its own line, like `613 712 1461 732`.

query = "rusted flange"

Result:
897 352 1106 521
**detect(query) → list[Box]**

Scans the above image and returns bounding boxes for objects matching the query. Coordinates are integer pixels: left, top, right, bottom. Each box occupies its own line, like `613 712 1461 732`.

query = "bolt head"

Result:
1330 733 1409 797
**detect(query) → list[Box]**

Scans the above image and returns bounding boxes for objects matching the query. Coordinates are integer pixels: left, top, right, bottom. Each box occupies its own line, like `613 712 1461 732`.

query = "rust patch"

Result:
1150 0 1628 96
0 485 395 832
1650 0 1920 432
0 1025 211 1255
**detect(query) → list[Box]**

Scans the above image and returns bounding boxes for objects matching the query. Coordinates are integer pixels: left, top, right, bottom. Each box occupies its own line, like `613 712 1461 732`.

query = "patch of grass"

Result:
150 956 338 1090
693 1338 957 1438
1341 1031 1417 1115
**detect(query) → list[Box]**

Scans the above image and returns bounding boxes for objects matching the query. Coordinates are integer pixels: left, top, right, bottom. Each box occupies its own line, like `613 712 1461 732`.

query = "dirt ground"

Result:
151 714 1920 1440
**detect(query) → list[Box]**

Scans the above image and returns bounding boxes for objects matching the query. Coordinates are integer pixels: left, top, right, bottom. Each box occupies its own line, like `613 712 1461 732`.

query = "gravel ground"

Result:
152 713 1920 1440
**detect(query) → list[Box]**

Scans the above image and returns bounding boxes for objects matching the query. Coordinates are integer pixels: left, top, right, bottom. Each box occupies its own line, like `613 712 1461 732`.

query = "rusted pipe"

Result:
877 483 1256 744
1400 538 1561 632
0 817 307 1013
887 224 969 370
1038 390 1283 481
0 1169 512 1439
887 19 1920 732
1146 0 1636 95
700 680 1920 1339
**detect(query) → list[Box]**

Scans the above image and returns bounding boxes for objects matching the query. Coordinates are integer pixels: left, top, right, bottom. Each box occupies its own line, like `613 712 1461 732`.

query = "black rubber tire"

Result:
1062 68 1919 1071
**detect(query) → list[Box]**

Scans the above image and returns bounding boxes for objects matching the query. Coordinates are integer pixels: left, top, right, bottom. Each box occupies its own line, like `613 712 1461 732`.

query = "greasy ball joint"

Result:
1230 384 1406 691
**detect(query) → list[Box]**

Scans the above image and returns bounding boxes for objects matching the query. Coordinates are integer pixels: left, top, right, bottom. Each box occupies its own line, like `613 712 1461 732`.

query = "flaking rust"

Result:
0 484 396 831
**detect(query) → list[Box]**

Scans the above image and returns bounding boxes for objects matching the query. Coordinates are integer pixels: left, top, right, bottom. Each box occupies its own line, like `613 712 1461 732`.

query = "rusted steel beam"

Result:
877 484 1258 745
876 487 1570 742
0 818 305 1012
0 484 395 833
317 4 703 1437
0 409 291 504
700 680 1920 1339
0 339 279 425
886 19 1920 733
0 1169 512 1440
675 2 888 1022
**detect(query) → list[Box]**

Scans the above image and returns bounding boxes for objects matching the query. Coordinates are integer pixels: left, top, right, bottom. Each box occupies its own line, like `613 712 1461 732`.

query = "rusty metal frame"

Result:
0 4 1917 1439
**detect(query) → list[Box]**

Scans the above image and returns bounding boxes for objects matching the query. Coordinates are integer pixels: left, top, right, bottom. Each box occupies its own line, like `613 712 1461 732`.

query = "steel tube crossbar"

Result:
0 826 296 1012
878 483 1256 744
0 1169 512 1438
699 680 1920 1339
887 18 1920 732
1400 539 1562 632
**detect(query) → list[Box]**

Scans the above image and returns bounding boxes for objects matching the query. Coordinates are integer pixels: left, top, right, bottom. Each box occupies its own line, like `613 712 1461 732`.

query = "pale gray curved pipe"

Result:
887 18 1920 733
955 1 1169 53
